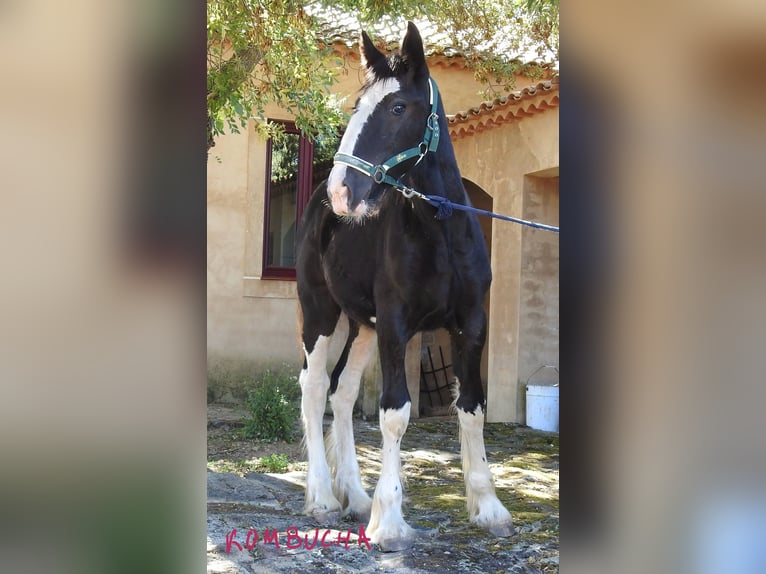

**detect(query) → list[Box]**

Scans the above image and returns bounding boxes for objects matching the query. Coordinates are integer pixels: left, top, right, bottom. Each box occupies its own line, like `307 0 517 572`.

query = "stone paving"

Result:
207 405 559 573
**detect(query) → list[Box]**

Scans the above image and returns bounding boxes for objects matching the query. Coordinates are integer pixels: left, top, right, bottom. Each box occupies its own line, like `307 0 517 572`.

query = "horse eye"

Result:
391 103 406 116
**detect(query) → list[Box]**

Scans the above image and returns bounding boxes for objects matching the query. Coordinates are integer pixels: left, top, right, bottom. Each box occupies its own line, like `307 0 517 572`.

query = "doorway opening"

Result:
419 179 493 416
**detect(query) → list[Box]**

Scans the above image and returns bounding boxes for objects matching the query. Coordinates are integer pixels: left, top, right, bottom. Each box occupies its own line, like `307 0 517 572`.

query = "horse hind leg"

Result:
456 401 513 536
326 320 376 522
300 313 342 524
451 315 514 537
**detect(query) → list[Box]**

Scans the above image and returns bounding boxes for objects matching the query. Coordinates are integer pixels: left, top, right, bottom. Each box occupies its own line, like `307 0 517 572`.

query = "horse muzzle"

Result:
328 182 370 218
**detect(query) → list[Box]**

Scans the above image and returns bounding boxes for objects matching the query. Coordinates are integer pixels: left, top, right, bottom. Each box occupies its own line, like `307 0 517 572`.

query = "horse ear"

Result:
400 21 428 80
360 30 386 76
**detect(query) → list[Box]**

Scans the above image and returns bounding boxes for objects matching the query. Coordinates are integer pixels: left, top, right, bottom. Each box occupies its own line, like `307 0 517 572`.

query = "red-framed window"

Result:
262 120 336 280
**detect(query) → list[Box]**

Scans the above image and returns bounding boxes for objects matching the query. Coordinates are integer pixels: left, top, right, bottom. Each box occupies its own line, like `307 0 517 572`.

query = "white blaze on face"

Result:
328 78 401 197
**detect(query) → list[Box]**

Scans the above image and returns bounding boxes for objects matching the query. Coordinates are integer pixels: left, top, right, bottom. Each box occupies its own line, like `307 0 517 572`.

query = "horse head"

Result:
327 22 436 219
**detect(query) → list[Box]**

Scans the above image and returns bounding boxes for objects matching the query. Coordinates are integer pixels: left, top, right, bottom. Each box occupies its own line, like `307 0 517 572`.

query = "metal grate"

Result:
419 345 454 416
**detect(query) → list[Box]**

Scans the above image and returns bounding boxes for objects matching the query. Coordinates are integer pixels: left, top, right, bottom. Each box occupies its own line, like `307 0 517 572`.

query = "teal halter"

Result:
333 77 441 190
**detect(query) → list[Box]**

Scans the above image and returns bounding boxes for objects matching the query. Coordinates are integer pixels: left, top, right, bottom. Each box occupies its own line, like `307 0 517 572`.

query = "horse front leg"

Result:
300 319 342 524
327 320 376 522
451 309 514 537
366 318 415 552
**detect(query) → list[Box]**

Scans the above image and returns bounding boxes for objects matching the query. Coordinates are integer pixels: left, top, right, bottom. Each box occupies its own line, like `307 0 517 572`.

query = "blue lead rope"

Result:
423 193 560 233
393 182 560 233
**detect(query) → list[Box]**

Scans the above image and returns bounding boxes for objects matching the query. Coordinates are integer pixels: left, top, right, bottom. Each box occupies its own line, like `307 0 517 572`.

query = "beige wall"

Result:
453 109 559 422
518 174 560 416
207 52 558 422
207 130 300 366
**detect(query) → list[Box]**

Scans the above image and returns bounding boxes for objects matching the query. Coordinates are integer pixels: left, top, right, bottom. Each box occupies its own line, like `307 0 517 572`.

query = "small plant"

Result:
207 454 291 475
242 370 300 442
256 453 290 473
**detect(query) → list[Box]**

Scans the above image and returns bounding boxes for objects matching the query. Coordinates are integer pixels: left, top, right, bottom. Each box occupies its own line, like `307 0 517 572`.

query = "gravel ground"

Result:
207 404 559 573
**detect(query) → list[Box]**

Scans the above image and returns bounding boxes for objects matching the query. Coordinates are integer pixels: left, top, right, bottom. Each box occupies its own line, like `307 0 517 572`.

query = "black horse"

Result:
296 22 513 551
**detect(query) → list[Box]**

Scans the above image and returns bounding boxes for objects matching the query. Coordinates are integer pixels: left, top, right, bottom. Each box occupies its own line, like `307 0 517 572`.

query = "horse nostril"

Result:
329 184 351 214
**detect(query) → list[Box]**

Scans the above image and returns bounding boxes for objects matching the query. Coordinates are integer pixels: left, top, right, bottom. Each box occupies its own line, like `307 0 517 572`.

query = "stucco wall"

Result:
518 174 560 417
452 109 559 422
207 127 301 367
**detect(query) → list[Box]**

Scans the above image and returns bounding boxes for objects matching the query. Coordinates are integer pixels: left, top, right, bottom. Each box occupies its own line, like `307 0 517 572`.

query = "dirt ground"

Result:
207 403 559 573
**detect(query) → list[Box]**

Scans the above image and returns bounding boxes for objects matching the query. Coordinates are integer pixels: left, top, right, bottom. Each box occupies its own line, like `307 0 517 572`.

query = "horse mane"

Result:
362 52 410 88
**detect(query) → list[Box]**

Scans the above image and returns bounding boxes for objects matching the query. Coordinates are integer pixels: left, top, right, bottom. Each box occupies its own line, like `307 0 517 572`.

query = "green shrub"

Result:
242 370 300 442
256 453 290 473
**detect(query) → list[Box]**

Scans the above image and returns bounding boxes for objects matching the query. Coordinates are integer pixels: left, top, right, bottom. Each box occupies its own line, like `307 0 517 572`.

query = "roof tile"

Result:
447 79 559 139
308 3 555 64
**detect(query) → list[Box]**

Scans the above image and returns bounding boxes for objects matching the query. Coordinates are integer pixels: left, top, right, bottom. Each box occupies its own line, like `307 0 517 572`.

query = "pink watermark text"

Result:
225 525 371 552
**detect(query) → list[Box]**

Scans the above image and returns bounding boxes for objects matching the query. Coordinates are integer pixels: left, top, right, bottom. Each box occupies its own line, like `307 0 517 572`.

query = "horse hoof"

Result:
377 536 415 552
312 509 341 525
487 522 514 537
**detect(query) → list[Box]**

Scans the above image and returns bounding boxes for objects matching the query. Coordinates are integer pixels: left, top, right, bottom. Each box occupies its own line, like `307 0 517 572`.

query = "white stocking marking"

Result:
300 335 341 517
327 326 376 518
457 405 513 531
367 403 415 546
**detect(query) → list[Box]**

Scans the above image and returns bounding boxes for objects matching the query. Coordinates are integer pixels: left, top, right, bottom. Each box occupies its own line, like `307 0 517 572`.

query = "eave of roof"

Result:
310 3 557 66
314 9 455 55
447 78 559 140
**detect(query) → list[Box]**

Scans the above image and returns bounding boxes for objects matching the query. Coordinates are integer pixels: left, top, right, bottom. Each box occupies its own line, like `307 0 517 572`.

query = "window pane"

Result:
312 132 339 190
266 132 300 268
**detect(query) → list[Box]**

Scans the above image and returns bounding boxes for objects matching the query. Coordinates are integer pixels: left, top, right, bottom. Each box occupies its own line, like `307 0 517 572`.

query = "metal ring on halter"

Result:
373 166 386 184
427 113 439 130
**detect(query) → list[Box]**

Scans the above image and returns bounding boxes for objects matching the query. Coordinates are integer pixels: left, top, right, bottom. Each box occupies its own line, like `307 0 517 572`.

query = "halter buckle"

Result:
373 166 387 184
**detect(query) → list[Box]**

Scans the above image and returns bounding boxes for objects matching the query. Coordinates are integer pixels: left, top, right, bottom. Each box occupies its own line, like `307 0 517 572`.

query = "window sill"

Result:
242 276 297 299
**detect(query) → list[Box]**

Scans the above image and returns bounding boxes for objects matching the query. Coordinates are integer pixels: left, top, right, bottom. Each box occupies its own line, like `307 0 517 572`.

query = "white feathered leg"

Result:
327 326 376 521
300 335 341 522
457 405 513 536
367 403 415 551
